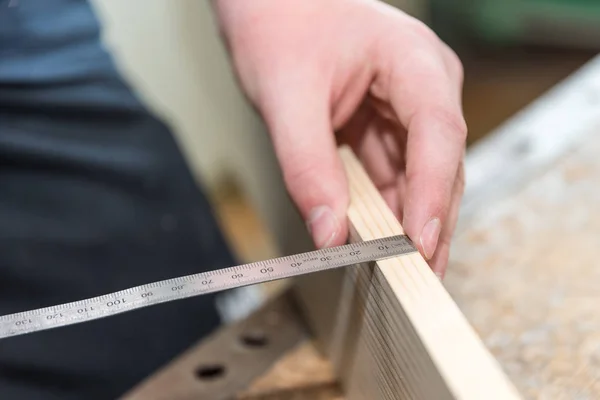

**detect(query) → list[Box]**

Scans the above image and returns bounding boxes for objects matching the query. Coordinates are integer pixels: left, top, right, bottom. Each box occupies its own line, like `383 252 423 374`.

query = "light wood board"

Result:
238 340 342 400
294 145 521 399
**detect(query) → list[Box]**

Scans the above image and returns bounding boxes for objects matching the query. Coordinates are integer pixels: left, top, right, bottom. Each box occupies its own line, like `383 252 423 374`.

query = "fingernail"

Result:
420 217 441 260
306 206 340 248
435 271 444 281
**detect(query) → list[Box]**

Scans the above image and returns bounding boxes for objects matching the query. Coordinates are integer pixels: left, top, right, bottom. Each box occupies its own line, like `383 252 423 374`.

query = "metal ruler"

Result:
0 235 416 339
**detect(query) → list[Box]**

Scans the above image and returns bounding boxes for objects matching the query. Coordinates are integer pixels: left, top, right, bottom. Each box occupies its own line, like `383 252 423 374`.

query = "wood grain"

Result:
238 340 342 400
295 145 521 399
446 124 600 399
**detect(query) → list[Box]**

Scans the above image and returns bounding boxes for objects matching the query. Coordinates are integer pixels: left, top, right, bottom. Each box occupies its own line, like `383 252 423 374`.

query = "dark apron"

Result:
0 1 234 398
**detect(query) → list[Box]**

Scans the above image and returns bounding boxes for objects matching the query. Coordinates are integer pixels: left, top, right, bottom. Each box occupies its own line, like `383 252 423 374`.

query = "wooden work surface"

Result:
125 55 600 399
444 56 600 399
219 56 600 399
277 57 600 398
249 58 600 398
446 132 600 399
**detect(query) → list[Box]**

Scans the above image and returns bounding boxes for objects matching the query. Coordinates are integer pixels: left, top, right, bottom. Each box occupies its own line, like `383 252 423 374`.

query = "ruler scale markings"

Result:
0 235 416 339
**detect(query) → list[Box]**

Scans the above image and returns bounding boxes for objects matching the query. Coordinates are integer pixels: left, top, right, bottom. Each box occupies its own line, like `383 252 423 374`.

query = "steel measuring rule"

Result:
0 235 416 339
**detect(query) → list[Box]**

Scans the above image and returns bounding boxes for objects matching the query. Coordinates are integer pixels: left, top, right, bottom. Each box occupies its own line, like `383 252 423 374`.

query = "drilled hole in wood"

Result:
240 330 269 348
195 364 226 380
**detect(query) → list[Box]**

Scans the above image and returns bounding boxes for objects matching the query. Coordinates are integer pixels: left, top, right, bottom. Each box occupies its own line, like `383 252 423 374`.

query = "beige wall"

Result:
91 0 300 257
91 0 266 188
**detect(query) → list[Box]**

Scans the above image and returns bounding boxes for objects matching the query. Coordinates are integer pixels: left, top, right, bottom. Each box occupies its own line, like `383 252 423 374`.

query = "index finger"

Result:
384 40 466 262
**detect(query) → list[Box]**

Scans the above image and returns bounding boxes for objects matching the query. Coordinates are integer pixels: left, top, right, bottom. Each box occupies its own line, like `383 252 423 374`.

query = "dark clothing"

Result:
0 1 234 398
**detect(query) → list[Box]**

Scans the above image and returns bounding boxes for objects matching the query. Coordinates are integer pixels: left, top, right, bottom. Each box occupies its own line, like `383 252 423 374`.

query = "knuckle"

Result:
407 18 439 45
445 48 464 82
281 154 338 193
282 158 321 188
406 49 443 74
403 18 463 83
431 107 468 142
281 154 347 214
405 174 449 213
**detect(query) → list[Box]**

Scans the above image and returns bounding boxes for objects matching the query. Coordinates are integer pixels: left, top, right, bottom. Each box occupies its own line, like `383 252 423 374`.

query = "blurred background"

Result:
89 0 599 310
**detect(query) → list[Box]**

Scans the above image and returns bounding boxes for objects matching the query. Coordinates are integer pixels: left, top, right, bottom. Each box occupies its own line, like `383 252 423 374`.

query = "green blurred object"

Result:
441 0 600 49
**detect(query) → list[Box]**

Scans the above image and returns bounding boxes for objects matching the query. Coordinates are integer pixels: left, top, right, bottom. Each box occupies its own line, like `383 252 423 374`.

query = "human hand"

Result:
213 0 466 277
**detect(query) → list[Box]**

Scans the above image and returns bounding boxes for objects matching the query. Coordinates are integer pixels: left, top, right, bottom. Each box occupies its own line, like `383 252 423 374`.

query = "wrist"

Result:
211 0 342 48
210 0 276 40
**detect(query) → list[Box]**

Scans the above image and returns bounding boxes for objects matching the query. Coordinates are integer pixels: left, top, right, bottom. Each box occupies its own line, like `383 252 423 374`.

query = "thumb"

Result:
260 84 349 249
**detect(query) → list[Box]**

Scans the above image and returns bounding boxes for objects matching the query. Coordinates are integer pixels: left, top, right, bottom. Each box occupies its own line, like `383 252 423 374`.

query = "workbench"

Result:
122 54 600 399
446 54 600 399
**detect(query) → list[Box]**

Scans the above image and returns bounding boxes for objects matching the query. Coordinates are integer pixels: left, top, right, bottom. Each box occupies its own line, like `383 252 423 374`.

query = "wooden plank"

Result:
295 145 521 399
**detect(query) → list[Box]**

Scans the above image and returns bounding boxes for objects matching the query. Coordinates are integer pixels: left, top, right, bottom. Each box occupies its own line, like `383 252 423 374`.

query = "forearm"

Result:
210 0 356 55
